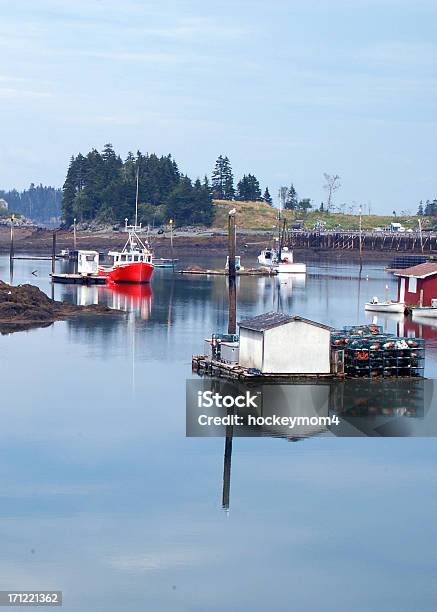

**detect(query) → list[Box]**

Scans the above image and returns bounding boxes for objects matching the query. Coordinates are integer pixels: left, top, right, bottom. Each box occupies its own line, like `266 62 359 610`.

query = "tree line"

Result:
0 184 62 222
418 200 437 216
62 144 212 227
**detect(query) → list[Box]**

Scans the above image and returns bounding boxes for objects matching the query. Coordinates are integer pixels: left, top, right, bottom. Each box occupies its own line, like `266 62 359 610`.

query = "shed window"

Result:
408 277 417 293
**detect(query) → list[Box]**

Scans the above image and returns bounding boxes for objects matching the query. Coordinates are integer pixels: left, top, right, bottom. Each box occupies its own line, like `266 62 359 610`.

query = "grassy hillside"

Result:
212 200 427 231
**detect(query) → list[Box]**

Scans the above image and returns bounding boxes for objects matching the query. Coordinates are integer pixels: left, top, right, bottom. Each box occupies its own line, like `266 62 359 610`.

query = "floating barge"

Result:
50 273 106 285
193 315 425 381
192 355 334 381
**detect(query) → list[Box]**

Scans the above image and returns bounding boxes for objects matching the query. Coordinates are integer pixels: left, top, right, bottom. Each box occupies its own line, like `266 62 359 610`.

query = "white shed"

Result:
238 312 332 375
77 250 99 275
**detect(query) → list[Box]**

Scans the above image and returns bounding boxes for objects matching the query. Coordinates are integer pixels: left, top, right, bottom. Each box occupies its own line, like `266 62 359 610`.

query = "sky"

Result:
0 0 436 213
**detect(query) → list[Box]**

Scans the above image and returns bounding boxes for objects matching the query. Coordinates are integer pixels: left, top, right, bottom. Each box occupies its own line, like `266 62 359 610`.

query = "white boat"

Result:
365 297 405 313
412 306 437 319
225 255 243 272
152 257 178 268
257 247 306 274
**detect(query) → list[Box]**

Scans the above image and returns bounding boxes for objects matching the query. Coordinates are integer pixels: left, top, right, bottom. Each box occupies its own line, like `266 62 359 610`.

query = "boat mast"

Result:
135 165 140 229
277 191 283 261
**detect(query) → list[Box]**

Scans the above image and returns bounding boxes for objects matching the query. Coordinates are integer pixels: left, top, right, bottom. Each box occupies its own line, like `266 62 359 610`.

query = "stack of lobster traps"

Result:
331 324 425 378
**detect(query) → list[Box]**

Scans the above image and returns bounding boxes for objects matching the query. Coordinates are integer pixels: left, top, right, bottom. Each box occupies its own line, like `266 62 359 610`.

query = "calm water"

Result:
1 253 437 611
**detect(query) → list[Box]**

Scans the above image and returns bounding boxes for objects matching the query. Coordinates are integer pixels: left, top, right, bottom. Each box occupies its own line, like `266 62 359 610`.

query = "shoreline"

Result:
0 227 421 261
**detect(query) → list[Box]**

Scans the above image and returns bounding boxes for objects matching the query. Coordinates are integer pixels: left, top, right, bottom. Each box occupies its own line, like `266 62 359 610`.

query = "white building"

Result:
238 312 332 375
0 198 8 210
390 222 405 233
77 250 99 275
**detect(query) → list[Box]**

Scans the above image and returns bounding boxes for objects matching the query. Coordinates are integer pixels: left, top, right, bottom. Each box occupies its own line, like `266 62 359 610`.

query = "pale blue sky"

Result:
0 0 436 212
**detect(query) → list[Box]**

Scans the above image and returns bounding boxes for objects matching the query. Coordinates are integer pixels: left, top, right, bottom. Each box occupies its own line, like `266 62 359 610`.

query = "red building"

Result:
393 262 437 306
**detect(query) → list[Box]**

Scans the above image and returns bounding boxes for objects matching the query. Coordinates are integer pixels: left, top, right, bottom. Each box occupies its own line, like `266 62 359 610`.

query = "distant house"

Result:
0 198 8 211
238 312 332 374
393 262 437 306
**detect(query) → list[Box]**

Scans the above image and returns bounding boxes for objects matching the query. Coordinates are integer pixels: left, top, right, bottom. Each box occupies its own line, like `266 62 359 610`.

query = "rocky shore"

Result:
0 281 122 334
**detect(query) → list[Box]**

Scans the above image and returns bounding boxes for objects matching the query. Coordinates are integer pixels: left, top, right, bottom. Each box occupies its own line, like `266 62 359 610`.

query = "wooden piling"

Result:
9 215 14 262
51 231 57 275
227 212 237 335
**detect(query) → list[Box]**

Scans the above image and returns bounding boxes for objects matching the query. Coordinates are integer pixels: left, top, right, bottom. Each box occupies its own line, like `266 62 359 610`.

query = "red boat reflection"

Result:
105 282 152 320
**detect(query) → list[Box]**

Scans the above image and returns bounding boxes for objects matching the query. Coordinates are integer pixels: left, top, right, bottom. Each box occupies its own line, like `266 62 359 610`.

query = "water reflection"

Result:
1 255 437 611
216 377 435 511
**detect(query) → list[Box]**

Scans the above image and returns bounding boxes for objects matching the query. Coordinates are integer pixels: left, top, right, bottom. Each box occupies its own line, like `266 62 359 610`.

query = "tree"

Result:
285 184 298 210
263 187 272 205
166 176 213 226
418 201 424 216
323 173 341 211
212 155 235 200
60 145 208 226
297 198 312 214
2 184 62 223
236 174 262 201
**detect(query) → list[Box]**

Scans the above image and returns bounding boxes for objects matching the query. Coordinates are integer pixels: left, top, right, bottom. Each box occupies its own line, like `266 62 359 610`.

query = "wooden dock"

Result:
50 273 106 285
192 355 335 382
180 268 277 276
287 230 437 253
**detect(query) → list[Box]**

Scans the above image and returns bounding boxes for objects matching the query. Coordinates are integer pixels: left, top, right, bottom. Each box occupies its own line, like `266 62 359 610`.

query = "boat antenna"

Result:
135 164 139 229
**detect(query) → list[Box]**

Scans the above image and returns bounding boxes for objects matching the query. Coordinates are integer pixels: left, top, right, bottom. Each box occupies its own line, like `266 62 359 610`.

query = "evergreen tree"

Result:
285 184 298 210
166 176 213 226
59 145 211 226
1 184 62 222
263 187 272 204
212 155 235 200
222 156 235 200
236 174 262 201
418 201 424 216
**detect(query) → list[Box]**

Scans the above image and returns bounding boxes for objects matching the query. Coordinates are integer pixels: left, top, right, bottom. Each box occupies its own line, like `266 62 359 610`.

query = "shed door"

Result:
400 278 406 302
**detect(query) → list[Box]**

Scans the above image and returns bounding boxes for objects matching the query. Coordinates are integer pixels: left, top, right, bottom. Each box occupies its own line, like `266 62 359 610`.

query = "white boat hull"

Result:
275 263 307 274
412 307 437 319
364 302 405 313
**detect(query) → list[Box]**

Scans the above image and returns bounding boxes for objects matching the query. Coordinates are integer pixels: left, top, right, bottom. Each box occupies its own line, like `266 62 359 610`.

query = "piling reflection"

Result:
208 377 436 510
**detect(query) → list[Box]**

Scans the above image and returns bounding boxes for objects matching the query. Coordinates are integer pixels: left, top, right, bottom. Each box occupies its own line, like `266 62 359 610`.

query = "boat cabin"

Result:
393 262 437 306
108 250 153 265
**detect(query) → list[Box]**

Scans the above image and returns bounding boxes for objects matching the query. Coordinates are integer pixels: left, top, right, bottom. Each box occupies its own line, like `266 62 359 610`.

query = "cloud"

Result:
0 87 51 100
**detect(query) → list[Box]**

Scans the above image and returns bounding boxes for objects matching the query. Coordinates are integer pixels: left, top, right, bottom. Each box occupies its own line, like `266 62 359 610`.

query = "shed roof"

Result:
393 262 437 279
239 312 332 332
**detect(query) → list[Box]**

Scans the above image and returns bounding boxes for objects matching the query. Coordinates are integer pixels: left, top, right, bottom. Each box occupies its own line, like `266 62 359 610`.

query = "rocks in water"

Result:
0 281 121 333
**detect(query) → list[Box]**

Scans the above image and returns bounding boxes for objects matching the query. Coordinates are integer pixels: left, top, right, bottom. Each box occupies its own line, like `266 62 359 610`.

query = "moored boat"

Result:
412 306 437 319
99 224 154 284
152 257 178 268
364 298 405 313
257 247 306 274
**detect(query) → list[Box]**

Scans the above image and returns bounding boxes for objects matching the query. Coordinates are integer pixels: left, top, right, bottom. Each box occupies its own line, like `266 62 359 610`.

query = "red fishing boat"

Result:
98 169 154 284
99 223 154 284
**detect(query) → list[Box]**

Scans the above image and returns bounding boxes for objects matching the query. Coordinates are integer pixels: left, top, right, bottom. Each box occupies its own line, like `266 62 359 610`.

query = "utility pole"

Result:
73 217 77 250
359 205 363 256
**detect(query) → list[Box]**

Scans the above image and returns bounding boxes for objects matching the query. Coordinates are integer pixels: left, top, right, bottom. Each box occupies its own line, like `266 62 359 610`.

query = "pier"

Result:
286 230 437 253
